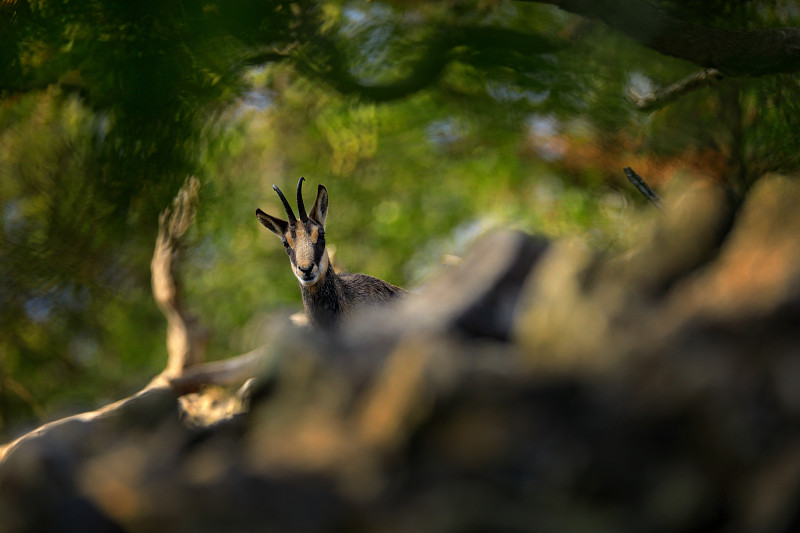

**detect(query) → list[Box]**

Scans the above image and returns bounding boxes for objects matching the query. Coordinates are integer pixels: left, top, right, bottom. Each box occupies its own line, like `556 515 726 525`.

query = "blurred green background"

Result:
2 0 799 436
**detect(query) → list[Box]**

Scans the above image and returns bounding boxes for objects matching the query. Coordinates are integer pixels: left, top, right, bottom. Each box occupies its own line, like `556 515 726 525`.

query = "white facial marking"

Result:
292 225 322 285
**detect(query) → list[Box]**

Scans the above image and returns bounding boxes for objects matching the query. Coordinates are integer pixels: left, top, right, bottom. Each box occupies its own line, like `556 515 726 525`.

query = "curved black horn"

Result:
296 177 308 222
273 184 297 224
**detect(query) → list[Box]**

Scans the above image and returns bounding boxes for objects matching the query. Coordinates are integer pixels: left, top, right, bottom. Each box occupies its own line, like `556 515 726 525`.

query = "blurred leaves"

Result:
318 103 378 175
2 0 800 432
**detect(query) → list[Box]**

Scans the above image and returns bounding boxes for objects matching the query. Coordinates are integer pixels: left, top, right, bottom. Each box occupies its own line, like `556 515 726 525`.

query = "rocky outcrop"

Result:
2 176 800 532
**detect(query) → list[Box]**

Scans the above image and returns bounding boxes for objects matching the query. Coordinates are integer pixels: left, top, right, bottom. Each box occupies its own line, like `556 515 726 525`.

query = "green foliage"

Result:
2 0 800 434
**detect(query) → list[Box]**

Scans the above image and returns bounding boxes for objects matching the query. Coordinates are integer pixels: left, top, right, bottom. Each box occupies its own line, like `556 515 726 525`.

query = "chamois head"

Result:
256 177 330 287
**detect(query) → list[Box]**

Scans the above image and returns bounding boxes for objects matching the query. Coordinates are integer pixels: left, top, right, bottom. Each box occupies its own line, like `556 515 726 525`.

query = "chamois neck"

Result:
299 263 342 329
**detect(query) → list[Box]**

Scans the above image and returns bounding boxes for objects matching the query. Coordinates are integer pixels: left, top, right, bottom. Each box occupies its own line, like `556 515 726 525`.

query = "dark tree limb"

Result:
237 43 298 70
624 167 664 210
305 34 452 102
628 68 723 111
305 0 799 106
525 0 800 77
304 25 560 102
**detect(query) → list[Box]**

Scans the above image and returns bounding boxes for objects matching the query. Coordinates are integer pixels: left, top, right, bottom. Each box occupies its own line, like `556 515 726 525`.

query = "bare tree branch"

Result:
628 68 723 111
150 176 208 378
0 385 175 463
0 177 268 463
169 345 277 392
526 0 800 77
624 167 664 210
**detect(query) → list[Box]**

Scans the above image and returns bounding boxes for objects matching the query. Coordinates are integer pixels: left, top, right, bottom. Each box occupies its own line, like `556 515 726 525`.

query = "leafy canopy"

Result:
2 0 799 430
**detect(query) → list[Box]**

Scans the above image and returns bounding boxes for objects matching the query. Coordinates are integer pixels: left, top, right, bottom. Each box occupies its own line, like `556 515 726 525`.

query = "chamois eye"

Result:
282 241 290 249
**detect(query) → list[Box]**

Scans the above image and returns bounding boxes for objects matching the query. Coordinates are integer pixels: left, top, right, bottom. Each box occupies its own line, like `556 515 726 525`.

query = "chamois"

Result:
256 177 406 328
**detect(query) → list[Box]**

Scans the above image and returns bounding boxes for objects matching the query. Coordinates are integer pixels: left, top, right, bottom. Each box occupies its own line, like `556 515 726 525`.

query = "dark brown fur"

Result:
300 265 406 329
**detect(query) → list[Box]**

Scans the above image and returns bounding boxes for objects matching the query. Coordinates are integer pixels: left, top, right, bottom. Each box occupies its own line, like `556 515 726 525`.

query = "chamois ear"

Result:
309 185 328 228
256 208 288 238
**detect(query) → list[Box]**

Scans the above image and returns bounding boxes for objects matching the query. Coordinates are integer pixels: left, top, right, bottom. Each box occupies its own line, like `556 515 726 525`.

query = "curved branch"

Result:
169 345 275 392
236 43 298 70
628 68 723 111
527 0 800 77
300 33 452 102
303 26 560 102
1 178 226 464
0 385 177 463
150 176 208 378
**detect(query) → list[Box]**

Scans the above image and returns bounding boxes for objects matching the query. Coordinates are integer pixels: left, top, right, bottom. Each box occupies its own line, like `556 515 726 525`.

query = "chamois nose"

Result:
298 265 314 276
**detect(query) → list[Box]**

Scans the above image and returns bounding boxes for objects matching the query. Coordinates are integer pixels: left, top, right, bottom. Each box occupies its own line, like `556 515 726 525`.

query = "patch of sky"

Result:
24 284 93 324
240 89 273 112
766 1 800 19
340 5 396 82
2 199 27 235
626 71 655 99
94 112 109 148
25 294 54 323
341 4 368 27
526 113 558 137
486 80 550 105
526 113 565 161
426 117 468 149
235 65 274 116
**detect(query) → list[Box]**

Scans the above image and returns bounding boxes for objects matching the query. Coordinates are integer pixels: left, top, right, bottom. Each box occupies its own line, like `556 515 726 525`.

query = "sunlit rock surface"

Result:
2 176 800 532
